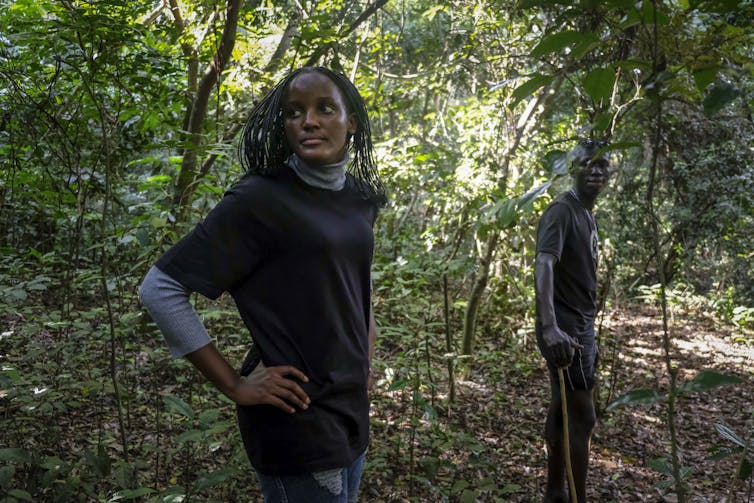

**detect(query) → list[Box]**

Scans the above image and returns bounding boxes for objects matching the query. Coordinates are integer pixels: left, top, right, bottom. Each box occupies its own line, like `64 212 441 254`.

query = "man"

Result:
534 138 610 502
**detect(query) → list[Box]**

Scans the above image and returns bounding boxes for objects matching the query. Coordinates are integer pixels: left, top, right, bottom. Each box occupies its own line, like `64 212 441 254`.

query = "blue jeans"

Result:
255 452 366 503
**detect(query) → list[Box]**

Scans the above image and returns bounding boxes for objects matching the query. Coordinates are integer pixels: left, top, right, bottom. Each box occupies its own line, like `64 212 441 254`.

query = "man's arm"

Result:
534 252 582 367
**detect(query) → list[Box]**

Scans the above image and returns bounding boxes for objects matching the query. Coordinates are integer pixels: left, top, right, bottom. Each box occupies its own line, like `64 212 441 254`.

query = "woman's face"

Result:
283 72 357 166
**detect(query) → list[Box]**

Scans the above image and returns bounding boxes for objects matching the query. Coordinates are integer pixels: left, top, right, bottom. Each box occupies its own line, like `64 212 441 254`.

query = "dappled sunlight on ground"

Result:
365 303 753 501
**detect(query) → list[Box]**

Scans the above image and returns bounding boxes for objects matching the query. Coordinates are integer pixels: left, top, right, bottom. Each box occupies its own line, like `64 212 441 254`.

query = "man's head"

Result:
569 138 610 200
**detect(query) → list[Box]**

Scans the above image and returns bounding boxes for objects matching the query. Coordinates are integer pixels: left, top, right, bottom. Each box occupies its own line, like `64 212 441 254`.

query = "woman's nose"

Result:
302 110 318 128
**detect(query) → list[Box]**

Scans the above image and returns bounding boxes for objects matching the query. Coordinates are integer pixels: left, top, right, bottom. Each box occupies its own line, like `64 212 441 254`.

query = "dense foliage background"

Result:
1 0 752 501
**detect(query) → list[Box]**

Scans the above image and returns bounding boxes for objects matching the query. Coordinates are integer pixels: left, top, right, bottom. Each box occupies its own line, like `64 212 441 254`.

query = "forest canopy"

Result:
1 0 753 501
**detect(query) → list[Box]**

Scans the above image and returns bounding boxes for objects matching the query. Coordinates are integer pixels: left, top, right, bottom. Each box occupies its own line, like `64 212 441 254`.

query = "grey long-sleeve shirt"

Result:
138 265 211 358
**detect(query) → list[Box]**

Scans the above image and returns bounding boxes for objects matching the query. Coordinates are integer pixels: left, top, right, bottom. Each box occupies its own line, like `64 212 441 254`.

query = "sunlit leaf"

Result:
677 370 742 393
518 182 552 210
516 0 572 7
606 389 664 411
582 67 615 103
509 74 553 109
531 30 583 58
714 421 746 447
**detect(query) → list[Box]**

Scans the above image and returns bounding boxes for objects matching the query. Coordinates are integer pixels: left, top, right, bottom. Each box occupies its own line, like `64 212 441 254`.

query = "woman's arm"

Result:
185 343 310 413
139 266 310 413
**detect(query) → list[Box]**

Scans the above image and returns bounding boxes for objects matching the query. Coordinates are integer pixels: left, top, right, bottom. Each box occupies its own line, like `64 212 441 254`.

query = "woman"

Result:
139 67 386 502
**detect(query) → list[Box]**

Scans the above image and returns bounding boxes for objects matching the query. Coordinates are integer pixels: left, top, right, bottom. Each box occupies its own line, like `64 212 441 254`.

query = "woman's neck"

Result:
287 153 348 191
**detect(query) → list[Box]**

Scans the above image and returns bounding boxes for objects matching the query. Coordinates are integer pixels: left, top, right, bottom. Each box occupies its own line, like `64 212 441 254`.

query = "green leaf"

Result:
501 483 522 494
647 457 673 475
0 465 15 490
582 67 615 102
678 370 742 393
84 448 111 478
193 467 235 491
619 10 642 30
0 448 32 464
606 389 664 411
155 486 187 502
543 150 568 175
387 379 409 391
494 198 518 228
592 112 612 132
518 182 552 211
707 445 743 461
8 489 34 501
570 33 601 59
115 487 156 499
451 479 470 494
739 459 753 481
509 74 553 109
693 67 719 92
176 429 204 444
459 489 478 503
703 82 740 117
530 30 582 58
516 0 572 7
163 395 194 419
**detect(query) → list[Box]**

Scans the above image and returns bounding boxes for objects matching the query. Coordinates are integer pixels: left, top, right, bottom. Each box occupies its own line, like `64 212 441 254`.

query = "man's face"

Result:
572 139 610 197
282 71 357 166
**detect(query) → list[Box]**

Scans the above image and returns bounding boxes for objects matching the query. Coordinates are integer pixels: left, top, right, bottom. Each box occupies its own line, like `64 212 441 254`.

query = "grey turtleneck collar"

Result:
287 153 348 191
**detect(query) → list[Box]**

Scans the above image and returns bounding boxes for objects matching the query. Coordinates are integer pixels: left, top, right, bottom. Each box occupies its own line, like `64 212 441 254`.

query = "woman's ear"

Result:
347 113 357 135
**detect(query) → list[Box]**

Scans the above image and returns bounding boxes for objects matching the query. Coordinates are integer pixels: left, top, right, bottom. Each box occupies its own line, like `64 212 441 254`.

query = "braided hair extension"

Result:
238 67 386 206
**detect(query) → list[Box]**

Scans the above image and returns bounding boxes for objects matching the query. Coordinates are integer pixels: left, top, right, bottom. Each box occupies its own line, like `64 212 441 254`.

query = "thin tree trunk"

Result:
461 233 498 355
459 76 562 357
646 2 685 499
172 0 242 222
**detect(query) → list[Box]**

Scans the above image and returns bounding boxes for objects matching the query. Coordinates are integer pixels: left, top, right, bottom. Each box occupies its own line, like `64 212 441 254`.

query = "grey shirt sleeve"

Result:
138 265 212 358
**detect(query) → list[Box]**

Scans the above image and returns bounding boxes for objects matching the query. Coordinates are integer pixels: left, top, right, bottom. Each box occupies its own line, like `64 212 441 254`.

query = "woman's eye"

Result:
321 104 335 114
285 108 302 118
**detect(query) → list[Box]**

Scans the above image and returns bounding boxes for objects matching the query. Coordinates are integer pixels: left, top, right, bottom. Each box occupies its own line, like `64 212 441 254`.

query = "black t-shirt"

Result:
535 191 598 331
156 166 378 474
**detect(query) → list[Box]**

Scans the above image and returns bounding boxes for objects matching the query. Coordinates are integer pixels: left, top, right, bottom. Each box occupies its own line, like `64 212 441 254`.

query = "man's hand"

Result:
541 325 583 368
232 361 311 414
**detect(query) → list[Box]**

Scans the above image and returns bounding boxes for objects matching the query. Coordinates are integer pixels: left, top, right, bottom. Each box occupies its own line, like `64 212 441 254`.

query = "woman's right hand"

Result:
232 361 311 413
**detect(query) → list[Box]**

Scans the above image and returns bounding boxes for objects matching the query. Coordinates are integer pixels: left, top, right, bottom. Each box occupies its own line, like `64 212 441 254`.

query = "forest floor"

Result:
2 302 752 502
365 303 754 502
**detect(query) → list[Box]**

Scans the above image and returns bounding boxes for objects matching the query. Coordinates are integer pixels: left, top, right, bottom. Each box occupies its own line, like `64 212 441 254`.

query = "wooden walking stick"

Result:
558 367 578 503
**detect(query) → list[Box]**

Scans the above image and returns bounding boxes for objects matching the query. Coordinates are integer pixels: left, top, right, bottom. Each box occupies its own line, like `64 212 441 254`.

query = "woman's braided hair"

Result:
238 66 386 206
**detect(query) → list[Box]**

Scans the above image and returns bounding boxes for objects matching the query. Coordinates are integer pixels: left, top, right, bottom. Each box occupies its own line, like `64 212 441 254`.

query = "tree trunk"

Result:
461 233 499 355
172 0 242 223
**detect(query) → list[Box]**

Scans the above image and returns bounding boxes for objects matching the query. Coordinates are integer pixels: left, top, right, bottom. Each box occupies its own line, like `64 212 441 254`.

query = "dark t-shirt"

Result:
535 190 598 332
156 166 378 474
